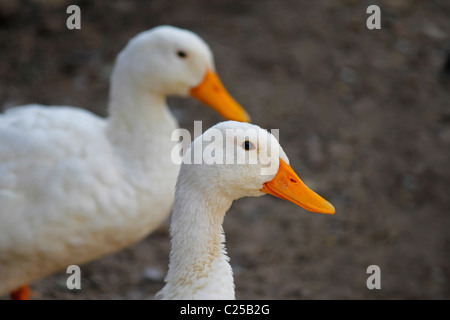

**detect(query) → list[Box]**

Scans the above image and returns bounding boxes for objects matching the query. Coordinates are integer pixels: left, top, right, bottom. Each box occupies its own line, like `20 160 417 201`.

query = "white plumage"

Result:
156 121 335 300
0 26 249 298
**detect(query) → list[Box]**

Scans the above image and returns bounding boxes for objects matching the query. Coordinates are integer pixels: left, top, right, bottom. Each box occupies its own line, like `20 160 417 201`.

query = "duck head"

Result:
113 26 250 122
181 121 335 214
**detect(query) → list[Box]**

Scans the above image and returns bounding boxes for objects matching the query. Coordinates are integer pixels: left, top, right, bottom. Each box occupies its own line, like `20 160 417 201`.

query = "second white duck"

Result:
0 26 249 299
157 121 334 300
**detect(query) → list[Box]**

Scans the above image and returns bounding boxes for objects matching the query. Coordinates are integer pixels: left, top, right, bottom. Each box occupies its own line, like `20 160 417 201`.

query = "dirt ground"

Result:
0 0 449 300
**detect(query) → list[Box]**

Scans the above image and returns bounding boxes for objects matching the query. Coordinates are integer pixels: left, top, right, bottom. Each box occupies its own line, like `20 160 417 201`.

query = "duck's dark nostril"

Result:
289 178 297 183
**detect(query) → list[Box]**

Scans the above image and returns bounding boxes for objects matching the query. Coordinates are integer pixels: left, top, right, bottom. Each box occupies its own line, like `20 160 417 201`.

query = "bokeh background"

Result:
0 0 449 299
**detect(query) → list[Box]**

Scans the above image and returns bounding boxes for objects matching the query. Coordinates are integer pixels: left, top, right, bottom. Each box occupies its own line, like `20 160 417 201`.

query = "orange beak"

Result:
261 158 335 214
190 69 251 122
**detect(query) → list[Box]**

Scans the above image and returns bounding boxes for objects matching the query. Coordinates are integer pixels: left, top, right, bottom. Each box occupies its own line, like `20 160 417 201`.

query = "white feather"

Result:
0 26 218 296
156 122 286 300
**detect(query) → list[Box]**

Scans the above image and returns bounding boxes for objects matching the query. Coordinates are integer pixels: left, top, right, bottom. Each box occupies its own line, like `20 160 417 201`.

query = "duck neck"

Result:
107 76 174 134
105 71 179 190
161 183 235 299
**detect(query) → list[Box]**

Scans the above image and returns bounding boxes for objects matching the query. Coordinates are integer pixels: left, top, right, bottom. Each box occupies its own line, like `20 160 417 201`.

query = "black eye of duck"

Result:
177 50 187 58
243 141 255 151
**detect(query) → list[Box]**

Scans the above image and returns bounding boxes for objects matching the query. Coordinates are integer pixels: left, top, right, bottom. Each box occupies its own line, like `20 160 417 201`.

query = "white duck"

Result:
0 26 250 299
156 121 334 300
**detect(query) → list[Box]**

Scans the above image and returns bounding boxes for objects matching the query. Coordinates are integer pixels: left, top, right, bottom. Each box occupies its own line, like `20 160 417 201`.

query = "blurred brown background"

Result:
0 0 449 299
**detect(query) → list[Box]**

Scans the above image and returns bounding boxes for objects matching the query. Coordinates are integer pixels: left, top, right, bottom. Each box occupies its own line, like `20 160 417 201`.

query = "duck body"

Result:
0 103 178 295
0 26 249 297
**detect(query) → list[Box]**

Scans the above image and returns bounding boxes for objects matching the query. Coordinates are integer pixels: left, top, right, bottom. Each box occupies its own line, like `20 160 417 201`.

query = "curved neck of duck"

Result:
162 184 235 299
105 71 178 191
107 74 170 129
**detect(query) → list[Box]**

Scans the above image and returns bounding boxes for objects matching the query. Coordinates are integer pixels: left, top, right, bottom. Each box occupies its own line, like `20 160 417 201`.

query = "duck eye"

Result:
177 50 187 58
243 141 255 151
